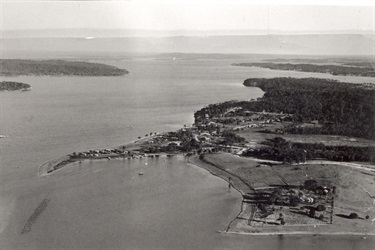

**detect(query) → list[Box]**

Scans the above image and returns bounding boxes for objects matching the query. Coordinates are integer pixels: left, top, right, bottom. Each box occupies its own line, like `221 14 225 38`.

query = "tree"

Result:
269 189 282 204
316 205 326 212
166 142 178 152
280 218 286 225
304 180 318 191
309 208 316 218
289 196 300 207
348 213 358 219
258 204 267 213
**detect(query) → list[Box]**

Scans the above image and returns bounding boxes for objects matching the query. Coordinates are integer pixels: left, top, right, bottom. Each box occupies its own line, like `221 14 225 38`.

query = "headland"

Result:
0 59 128 76
0 81 32 91
37 76 375 237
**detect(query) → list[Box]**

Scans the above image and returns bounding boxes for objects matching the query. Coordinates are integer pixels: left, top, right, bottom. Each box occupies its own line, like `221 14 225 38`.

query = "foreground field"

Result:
191 153 375 235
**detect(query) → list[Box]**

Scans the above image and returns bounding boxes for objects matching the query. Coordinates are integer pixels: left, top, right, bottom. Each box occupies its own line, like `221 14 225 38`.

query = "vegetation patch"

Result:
0 59 128 76
233 62 375 77
243 137 375 163
0 81 31 91
196 77 375 139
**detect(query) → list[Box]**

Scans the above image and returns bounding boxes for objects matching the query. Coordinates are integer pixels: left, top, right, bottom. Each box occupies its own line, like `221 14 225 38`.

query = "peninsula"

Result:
233 62 375 77
0 59 128 76
0 81 31 91
38 77 375 236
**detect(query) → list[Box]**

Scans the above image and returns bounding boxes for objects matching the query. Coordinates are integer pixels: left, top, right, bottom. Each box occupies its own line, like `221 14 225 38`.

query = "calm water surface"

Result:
1 55 373 249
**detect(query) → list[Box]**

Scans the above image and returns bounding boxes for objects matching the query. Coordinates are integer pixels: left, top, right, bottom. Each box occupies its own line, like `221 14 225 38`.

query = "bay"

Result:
0 55 373 249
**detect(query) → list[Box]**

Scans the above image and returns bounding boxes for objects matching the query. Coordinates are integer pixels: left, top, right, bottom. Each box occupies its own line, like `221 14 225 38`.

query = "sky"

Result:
1 0 374 34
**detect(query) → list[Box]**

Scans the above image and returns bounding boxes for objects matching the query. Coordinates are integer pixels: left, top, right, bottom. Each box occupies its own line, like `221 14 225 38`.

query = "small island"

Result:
233 62 375 77
38 77 375 236
0 81 31 91
0 59 129 76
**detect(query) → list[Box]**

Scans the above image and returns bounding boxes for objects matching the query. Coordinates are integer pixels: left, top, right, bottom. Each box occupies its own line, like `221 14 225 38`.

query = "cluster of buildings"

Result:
70 149 129 159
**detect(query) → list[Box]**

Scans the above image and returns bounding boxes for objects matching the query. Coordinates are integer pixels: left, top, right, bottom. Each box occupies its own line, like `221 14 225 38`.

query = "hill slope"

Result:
0 59 128 76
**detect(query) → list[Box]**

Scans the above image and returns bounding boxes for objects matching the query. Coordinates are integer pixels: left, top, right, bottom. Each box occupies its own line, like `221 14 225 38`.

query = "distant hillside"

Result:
0 81 31 91
0 59 129 76
243 77 375 139
233 62 375 77
1 34 373 56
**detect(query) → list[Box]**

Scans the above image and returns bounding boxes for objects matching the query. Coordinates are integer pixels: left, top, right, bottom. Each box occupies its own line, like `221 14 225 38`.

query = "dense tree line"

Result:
0 59 129 76
164 130 202 152
0 81 31 91
243 137 375 163
194 100 258 123
247 78 375 139
221 130 246 144
233 62 375 77
195 78 375 139
262 57 373 67
342 62 374 68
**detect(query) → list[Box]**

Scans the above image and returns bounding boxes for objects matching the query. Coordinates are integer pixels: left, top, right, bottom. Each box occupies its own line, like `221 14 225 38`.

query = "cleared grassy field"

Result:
201 153 375 234
237 125 375 148
202 153 285 188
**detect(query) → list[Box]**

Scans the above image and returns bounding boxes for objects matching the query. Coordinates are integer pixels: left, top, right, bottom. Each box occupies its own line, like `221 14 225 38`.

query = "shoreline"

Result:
36 75 375 236
37 133 166 176
37 137 375 237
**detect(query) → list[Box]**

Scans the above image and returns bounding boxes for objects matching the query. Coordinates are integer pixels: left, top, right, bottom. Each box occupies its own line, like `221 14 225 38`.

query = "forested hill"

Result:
245 78 375 139
195 78 375 139
234 62 375 77
0 59 129 76
0 81 31 91
243 77 373 92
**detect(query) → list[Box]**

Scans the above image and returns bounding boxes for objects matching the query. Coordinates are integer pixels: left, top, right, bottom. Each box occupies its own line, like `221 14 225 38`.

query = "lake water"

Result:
1 55 374 249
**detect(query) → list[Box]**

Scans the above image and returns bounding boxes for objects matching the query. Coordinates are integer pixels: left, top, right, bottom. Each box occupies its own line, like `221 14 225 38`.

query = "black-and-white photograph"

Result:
1 0 374 249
